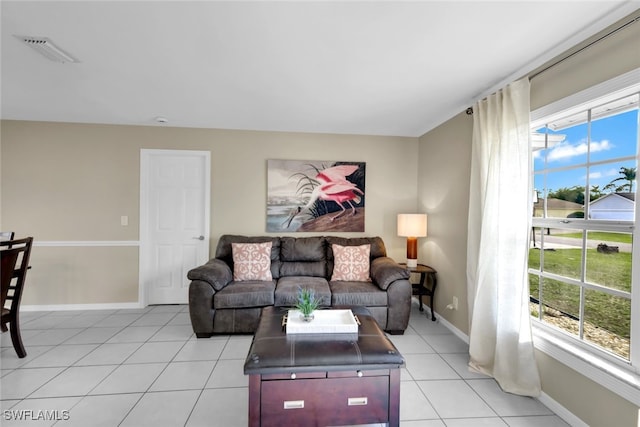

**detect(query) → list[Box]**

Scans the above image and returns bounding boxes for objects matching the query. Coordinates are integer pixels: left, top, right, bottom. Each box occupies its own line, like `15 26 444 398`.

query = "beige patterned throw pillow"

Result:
232 242 273 281
331 243 371 282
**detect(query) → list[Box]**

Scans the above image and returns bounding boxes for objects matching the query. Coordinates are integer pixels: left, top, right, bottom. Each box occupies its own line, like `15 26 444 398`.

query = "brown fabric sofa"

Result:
188 235 412 337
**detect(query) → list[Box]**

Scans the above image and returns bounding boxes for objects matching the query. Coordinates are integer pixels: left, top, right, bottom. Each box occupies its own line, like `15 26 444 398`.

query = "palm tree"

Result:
606 166 636 193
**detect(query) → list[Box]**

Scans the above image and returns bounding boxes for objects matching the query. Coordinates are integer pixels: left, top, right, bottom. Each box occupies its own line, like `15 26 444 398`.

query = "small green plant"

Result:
295 287 320 317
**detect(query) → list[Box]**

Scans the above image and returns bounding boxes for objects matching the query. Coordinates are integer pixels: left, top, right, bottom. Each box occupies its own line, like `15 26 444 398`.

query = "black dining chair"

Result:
1 237 33 358
0 231 15 246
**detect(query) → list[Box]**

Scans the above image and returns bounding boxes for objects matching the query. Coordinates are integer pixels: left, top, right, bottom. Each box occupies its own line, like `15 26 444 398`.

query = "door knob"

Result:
193 235 205 240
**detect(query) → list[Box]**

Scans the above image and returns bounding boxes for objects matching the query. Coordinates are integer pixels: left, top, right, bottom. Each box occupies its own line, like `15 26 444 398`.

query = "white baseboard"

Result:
432 309 584 427
432 311 469 345
537 392 588 427
21 302 145 312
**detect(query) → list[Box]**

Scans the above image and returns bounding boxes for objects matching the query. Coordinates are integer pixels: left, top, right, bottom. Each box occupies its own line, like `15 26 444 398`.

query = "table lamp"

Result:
397 213 427 268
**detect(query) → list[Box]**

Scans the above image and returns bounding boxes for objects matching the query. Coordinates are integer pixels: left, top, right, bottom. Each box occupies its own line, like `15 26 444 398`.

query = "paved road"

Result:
531 232 632 252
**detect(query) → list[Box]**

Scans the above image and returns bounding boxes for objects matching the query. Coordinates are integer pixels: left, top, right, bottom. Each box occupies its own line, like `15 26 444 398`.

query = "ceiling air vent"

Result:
14 35 79 63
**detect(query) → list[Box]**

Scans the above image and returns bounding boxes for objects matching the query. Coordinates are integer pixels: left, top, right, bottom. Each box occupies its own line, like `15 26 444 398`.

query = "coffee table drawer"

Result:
261 375 389 426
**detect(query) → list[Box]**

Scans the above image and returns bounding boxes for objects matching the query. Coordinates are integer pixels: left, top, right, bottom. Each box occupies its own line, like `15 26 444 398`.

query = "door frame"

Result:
139 149 211 306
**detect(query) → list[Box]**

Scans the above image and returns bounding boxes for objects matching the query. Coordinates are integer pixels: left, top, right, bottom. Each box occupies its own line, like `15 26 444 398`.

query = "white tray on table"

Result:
285 309 359 334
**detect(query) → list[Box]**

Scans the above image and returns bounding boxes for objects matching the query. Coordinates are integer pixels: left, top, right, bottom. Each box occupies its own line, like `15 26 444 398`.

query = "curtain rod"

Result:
466 13 639 116
529 13 640 81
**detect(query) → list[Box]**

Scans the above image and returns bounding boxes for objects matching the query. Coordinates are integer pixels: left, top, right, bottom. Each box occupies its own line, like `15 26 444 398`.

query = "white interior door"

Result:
140 149 210 305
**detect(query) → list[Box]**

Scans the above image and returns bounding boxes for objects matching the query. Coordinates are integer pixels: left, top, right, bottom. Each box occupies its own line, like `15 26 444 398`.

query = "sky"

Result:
533 108 639 195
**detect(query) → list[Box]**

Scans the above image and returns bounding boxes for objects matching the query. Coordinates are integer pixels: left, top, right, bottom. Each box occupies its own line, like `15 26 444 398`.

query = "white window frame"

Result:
530 67 640 404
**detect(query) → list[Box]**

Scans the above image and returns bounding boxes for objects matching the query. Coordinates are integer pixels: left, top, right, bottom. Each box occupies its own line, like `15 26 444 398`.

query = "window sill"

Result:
532 323 640 406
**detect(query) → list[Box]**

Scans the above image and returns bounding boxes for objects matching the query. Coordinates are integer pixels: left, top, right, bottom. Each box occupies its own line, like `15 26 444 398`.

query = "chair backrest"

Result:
0 231 15 241
1 237 33 311
0 231 15 248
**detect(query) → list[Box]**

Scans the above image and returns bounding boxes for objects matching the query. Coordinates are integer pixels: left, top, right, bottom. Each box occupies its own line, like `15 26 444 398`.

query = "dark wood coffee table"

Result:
243 306 404 427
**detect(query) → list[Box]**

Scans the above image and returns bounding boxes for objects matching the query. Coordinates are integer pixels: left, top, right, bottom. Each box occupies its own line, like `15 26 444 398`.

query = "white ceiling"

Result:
1 1 638 137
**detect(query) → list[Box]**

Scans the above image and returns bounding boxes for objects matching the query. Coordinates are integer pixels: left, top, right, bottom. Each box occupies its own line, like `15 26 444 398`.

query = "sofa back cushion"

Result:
214 235 387 281
279 236 326 277
216 235 281 279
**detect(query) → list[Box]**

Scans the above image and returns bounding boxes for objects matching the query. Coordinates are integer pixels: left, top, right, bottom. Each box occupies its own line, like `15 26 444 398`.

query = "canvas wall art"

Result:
267 159 366 232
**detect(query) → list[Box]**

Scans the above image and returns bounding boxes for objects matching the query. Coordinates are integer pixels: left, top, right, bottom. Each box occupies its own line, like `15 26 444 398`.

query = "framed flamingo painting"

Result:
267 159 366 232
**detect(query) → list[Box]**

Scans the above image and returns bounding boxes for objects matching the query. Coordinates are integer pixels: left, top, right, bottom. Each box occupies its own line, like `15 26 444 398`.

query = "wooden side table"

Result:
400 264 438 321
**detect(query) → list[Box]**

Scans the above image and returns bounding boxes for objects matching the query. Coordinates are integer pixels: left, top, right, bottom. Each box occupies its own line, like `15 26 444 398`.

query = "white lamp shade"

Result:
397 214 427 237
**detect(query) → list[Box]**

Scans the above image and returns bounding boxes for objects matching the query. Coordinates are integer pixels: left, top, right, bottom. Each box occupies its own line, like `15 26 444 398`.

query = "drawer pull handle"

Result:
284 400 305 409
348 397 368 406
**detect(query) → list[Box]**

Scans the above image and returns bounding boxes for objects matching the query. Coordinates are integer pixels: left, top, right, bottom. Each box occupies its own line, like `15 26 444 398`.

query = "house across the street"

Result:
589 192 636 220
534 197 584 218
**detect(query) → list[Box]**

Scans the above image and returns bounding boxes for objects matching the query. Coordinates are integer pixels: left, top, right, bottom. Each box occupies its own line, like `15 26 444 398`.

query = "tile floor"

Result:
0 302 570 427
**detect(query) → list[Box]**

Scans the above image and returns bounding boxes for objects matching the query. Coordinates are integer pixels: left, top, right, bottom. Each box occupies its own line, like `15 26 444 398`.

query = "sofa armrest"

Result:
188 280 216 337
385 278 412 333
187 259 232 291
370 257 410 290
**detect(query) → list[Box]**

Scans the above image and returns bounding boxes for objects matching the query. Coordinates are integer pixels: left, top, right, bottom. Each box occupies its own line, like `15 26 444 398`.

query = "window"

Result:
529 73 639 370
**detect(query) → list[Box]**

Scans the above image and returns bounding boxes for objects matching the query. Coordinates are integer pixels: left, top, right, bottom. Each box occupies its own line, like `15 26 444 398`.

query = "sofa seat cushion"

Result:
329 281 388 307
214 281 275 309
274 276 331 307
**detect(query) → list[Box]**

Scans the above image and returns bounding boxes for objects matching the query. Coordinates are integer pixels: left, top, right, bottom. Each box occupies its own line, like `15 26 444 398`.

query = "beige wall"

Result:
418 14 640 427
1 122 418 305
536 350 639 427
417 111 473 333
530 13 640 111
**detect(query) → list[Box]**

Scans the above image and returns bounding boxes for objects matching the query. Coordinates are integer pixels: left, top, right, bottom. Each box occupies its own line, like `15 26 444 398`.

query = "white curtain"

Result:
466 77 541 397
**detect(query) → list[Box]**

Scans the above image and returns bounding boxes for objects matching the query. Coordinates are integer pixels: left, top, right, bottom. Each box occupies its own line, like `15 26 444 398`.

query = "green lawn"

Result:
529 248 632 338
557 231 632 244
